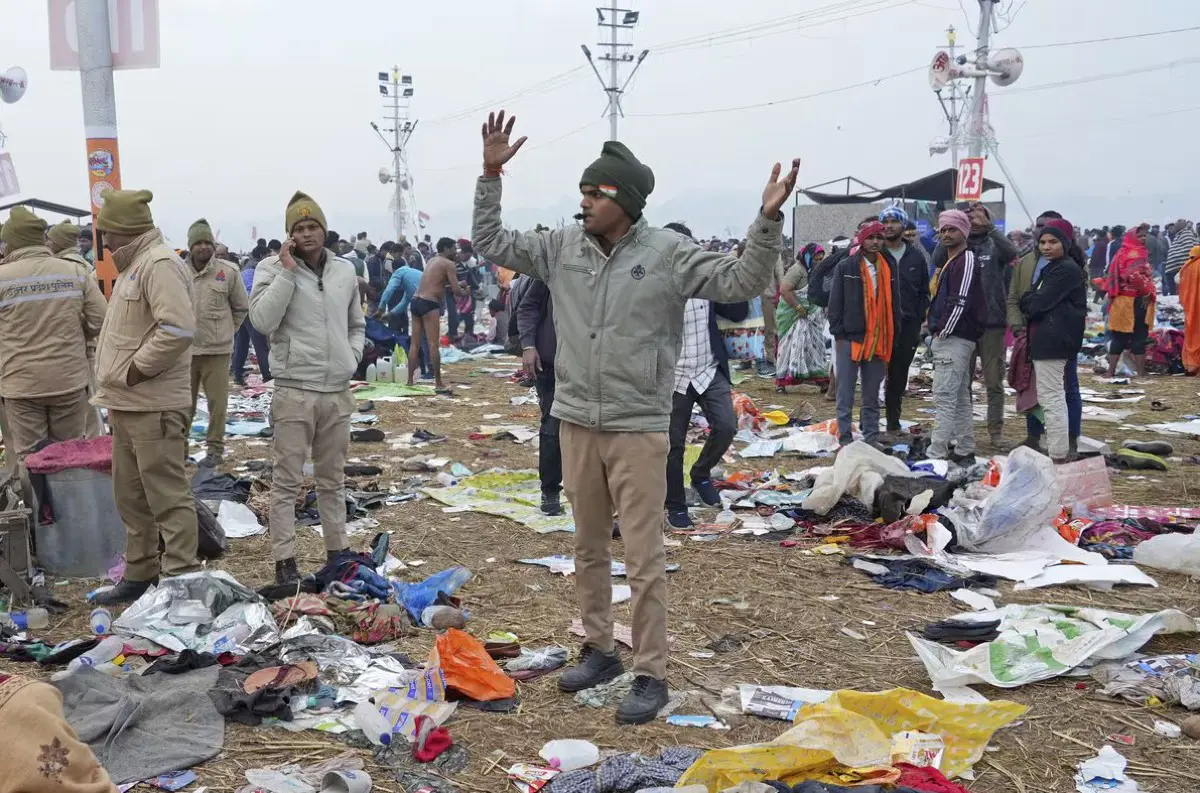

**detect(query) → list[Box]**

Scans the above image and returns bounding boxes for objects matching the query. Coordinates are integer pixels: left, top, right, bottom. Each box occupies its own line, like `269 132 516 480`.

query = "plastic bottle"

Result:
377 357 392 382
353 700 395 746
0 608 48 630
435 472 457 487
89 607 112 635
365 362 378 383
66 635 125 673
539 739 600 772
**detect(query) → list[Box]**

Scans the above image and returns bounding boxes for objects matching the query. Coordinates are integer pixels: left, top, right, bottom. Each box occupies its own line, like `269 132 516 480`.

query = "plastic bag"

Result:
958 446 1061 552
428 628 515 701
392 566 471 622
1134 533 1200 577
195 497 227 560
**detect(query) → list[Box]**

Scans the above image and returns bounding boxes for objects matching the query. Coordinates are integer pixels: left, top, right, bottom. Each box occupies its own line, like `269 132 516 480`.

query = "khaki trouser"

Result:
268 386 353 562
1 388 92 459
1033 359 1069 459
84 351 103 438
761 298 778 364
975 327 1006 439
0 401 14 474
190 354 231 457
110 409 198 581
561 421 669 679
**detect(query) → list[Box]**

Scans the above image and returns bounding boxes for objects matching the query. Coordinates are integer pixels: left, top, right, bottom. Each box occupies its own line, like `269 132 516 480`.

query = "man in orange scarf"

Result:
1180 245 1200 375
827 221 895 445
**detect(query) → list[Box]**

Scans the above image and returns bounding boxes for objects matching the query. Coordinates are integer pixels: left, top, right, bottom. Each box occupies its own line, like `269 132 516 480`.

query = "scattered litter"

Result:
539 739 599 772
217 500 265 538
949 589 996 612
666 714 729 729
569 619 633 648
1155 720 1182 739
1074 745 1140 793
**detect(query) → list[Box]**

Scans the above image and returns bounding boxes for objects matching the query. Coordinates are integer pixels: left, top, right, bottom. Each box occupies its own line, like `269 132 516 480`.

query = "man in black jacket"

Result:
879 207 930 436
932 203 1018 448
828 221 898 446
516 277 563 515
662 223 748 529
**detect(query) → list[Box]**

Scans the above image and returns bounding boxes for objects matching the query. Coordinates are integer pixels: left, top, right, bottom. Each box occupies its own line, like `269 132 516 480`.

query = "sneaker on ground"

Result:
558 646 624 692
615 675 669 725
1122 440 1173 456
666 509 693 529
540 491 564 516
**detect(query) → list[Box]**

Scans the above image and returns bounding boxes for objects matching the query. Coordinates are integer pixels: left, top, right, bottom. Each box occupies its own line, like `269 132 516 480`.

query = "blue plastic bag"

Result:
392 566 472 621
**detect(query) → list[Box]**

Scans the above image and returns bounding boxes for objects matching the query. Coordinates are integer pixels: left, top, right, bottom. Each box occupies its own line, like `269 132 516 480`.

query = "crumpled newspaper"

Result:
112 570 278 653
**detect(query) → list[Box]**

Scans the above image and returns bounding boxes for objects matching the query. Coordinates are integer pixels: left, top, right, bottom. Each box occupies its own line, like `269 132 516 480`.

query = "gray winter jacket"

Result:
472 176 782 432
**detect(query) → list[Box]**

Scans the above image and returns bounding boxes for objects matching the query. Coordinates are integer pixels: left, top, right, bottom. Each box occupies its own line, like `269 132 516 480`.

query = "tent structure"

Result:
0 197 91 220
798 168 1005 205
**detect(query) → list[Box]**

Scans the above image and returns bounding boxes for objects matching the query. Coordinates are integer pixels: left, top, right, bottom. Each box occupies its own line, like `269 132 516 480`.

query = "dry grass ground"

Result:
8 358 1200 793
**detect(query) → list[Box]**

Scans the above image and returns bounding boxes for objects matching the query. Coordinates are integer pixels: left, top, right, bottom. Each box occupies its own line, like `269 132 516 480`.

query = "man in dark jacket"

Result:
828 221 897 446
662 222 748 529
932 204 1017 448
927 210 987 463
516 278 562 515
879 206 930 435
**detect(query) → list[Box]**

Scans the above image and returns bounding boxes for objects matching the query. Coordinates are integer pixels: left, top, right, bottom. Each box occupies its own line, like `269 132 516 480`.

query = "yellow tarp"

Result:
677 687 1027 789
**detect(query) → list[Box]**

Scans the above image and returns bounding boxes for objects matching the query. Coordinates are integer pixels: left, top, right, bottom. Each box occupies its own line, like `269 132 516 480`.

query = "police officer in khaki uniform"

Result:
47 220 105 438
0 209 107 458
91 189 199 605
185 219 248 467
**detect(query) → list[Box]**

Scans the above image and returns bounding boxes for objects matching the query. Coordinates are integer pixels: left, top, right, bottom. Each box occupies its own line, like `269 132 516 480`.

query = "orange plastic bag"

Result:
428 628 516 702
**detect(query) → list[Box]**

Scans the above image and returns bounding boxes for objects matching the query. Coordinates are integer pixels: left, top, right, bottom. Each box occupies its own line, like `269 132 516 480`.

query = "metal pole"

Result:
946 25 960 169
76 0 122 297
967 0 994 158
608 0 619 140
392 68 403 240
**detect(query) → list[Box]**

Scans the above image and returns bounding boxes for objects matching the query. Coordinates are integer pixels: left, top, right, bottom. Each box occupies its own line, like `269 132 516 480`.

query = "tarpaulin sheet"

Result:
422 470 575 533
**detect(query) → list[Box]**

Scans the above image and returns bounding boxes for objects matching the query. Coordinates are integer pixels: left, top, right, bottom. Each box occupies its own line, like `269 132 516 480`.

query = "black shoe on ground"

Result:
666 509 693 529
949 451 976 465
93 577 158 606
558 646 625 692
691 478 721 507
540 491 564 516
1122 440 1174 456
275 558 300 586
616 675 669 725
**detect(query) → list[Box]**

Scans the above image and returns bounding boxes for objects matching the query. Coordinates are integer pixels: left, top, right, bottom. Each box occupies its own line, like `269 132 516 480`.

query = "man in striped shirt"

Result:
927 210 986 464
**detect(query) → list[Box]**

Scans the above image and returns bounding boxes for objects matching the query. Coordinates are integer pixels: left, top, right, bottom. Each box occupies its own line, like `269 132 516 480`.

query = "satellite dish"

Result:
377 167 391 184
0 66 28 104
929 51 954 90
988 48 1024 87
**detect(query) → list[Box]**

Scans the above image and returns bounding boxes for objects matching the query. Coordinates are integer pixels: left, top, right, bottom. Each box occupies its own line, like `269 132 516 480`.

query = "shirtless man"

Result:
409 237 468 391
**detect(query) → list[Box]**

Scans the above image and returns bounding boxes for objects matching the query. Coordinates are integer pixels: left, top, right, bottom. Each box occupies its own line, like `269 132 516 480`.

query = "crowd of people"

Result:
0 107 1199 745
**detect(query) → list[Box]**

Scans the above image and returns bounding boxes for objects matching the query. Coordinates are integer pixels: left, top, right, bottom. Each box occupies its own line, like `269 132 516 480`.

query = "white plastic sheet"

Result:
955 446 1061 552
218 500 265 538
1134 532 1200 577
802 441 923 516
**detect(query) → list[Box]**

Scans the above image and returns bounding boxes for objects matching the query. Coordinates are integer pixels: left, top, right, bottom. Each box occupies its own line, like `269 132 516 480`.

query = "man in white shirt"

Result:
663 222 748 529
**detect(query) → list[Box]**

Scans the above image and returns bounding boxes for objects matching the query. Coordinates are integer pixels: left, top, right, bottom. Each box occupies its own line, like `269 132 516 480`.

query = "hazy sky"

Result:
1 0 1197 245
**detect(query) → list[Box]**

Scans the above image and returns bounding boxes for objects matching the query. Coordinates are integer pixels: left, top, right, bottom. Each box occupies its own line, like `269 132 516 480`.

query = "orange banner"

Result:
86 138 122 298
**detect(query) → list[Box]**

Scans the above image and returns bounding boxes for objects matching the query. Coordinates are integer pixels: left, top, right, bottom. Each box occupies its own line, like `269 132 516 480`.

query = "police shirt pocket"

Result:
97 334 141 389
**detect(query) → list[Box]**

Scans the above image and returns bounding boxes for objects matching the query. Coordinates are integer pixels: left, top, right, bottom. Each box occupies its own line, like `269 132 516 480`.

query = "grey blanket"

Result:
54 665 224 784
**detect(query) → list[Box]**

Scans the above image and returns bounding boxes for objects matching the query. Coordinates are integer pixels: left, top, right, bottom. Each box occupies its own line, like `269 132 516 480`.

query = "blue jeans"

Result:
1026 354 1081 439
232 321 272 382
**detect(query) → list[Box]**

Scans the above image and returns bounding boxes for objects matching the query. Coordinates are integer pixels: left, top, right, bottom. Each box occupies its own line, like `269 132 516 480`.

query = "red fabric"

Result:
24 436 113 474
1106 229 1156 298
411 714 453 762
895 763 973 793
1007 330 1036 413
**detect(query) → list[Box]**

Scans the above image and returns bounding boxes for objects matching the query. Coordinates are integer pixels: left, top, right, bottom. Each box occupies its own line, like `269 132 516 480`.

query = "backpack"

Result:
808 249 846 308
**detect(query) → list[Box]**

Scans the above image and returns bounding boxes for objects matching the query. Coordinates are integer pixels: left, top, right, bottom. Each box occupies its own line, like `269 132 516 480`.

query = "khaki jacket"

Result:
92 229 196 412
472 176 783 432
0 246 107 399
249 251 365 393
189 257 248 355
56 248 93 271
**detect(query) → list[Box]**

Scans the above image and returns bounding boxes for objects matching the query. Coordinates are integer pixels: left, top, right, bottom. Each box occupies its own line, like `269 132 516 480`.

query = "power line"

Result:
1016 24 1200 50
995 56 1200 95
424 67 587 126
627 64 925 118
1004 104 1200 140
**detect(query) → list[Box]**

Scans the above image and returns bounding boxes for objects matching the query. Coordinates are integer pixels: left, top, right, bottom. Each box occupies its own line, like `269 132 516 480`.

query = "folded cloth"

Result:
144 650 218 676
412 714 453 763
922 618 1002 644
849 556 997 594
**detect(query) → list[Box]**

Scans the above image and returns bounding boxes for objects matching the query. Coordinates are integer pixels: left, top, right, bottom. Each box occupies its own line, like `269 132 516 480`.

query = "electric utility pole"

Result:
372 68 419 241
967 0 996 158
581 2 648 141
943 25 964 168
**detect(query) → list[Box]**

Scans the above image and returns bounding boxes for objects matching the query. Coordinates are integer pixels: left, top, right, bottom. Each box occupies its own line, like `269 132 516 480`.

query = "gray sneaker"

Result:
615 675 668 725
557 646 624 692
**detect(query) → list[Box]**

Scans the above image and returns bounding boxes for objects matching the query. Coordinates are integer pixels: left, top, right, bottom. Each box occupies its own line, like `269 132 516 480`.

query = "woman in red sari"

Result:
1105 225 1156 376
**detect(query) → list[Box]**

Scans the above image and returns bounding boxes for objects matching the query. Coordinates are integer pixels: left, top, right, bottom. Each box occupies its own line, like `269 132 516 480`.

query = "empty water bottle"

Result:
66 635 124 673
0 607 48 631
353 700 395 746
89 607 112 635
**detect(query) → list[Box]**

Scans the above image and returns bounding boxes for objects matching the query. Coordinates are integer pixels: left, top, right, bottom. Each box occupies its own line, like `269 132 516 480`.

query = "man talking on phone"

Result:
472 110 797 724
250 192 365 586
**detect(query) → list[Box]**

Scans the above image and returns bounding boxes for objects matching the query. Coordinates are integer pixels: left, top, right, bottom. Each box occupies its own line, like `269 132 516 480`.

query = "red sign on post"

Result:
955 157 985 202
48 0 161 71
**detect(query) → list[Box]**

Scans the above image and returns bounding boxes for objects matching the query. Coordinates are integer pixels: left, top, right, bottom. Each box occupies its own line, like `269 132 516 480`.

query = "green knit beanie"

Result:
1 206 49 251
188 218 215 249
96 189 156 235
47 220 80 251
579 141 655 220
285 191 327 234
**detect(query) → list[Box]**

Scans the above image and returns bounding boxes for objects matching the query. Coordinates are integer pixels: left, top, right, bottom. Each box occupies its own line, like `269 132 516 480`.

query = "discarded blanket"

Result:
24 436 113 474
53 665 223 785
546 747 704 793
874 475 957 524
849 556 996 594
